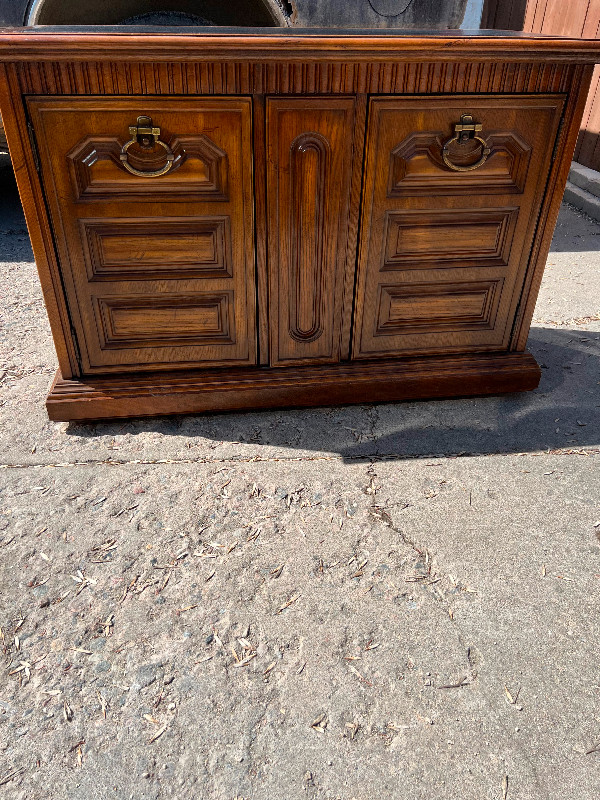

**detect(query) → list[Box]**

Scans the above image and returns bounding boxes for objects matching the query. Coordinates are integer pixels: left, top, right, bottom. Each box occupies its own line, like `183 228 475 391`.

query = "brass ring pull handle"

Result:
442 114 490 172
119 115 174 178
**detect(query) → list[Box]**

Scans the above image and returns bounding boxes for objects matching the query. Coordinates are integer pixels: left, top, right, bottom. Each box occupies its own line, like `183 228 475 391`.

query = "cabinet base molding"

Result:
46 352 541 422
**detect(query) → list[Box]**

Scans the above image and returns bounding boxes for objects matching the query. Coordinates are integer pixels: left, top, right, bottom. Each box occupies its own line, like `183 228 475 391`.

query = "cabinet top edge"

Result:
0 27 598 64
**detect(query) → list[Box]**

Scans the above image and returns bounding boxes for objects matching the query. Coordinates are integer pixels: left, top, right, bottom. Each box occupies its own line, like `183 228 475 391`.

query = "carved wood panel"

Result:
267 98 358 366
376 280 503 335
95 293 233 348
353 94 565 358
17 60 575 98
381 208 518 270
388 130 532 196
81 217 232 281
67 133 228 202
27 97 256 372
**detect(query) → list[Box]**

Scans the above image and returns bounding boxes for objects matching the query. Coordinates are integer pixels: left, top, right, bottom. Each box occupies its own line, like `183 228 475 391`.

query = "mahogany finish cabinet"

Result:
0 28 598 421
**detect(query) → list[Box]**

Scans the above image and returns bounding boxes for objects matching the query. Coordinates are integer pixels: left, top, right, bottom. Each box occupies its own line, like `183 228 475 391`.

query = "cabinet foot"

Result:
46 352 541 422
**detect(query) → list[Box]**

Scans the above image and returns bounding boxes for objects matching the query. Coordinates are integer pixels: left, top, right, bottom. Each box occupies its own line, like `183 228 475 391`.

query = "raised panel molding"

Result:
388 130 533 196
353 95 565 359
25 96 257 372
288 132 330 343
267 98 356 366
95 293 234 349
382 208 519 270
81 217 232 281
376 280 503 336
67 132 228 201
0 30 595 420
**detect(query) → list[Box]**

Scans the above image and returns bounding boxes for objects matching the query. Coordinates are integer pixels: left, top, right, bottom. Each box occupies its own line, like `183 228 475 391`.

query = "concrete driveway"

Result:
0 155 599 800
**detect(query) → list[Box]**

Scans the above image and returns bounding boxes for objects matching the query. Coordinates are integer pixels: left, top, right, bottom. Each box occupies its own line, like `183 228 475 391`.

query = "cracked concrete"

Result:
1 154 600 799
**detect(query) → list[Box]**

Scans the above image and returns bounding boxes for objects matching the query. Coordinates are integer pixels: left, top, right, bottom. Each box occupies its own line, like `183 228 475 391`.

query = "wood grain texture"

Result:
15 59 578 97
353 95 564 359
0 64 79 378
522 0 600 170
266 98 356 366
381 209 518 269
339 92 368 360
81 217 232 280
252 94 270 366
27 96 257 373
482 0 529 32
66 130 229 202
0 31 596 422
45 352 541 422
1 30 599 63
511 64 595 349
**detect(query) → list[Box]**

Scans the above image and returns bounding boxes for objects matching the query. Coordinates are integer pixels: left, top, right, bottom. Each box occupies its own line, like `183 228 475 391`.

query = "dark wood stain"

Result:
0 29 597 420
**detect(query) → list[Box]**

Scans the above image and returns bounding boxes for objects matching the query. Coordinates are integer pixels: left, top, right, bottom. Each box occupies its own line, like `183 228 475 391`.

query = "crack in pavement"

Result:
0 447 598 472
365 460 548 795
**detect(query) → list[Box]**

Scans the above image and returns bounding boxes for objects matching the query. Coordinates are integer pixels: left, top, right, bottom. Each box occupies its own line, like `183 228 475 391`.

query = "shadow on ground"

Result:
2 154 598 462
62 324 600 460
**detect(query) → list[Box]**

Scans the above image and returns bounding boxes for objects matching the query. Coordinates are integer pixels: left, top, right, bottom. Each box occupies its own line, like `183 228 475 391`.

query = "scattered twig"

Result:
311 714 328 733
0 767 25 786
504 685 523 710
436 677 470 689
63 699 74 722
277 593 300 614
148 723 168 744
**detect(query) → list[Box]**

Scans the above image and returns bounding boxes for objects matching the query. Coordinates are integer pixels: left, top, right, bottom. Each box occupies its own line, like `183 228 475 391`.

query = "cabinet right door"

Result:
352 95 564 359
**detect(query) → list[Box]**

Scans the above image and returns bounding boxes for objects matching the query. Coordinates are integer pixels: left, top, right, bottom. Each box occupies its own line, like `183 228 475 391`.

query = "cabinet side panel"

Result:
511 64 595 349
0 64 78 378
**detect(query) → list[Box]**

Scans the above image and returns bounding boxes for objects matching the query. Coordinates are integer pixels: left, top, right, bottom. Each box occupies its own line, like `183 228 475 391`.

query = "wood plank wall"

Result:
481 0 528 30
485 0 600 170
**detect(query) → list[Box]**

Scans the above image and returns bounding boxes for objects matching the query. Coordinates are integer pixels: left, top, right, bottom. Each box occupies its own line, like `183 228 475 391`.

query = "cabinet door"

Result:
28 97 256 373
352 95 564 359
267 98 358 366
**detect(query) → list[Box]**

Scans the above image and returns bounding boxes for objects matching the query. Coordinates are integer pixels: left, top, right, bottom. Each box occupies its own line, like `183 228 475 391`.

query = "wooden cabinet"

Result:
0 29 598 420
353 95 564 358
27 97 257 372
266 98 358 366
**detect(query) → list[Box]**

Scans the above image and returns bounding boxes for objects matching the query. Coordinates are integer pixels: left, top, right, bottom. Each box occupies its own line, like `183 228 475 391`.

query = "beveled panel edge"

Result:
381 208 519 270
65 132 228 202
375 279 502 336
288 131 329 344
388 131 533 197
94 292 234 349
80 216 232 281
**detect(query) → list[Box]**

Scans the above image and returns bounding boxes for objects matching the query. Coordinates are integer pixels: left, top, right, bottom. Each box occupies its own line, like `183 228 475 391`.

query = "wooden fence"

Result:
523 0 600 170
484 0 600 170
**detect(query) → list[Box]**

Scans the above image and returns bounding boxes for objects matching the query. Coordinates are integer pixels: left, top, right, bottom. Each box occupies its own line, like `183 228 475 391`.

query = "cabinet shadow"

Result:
65 325 600 461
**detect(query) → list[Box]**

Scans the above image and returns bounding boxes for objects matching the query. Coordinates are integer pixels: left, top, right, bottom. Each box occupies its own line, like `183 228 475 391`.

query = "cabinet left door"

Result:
27 97 256 373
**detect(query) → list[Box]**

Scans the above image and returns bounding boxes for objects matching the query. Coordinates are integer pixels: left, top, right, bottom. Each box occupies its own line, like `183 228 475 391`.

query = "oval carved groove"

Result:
288 132 330 343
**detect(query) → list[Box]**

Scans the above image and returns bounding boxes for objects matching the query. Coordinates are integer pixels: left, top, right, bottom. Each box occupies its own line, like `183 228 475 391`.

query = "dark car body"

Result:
0 1 475 30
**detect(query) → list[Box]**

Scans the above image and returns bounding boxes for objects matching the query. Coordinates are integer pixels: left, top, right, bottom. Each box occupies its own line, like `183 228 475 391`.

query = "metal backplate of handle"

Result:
120 115 175 177
442 114 491 172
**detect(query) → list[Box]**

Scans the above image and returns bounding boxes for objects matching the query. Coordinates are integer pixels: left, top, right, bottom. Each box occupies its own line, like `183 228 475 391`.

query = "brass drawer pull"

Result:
442 114 490 172
120 115 175 178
